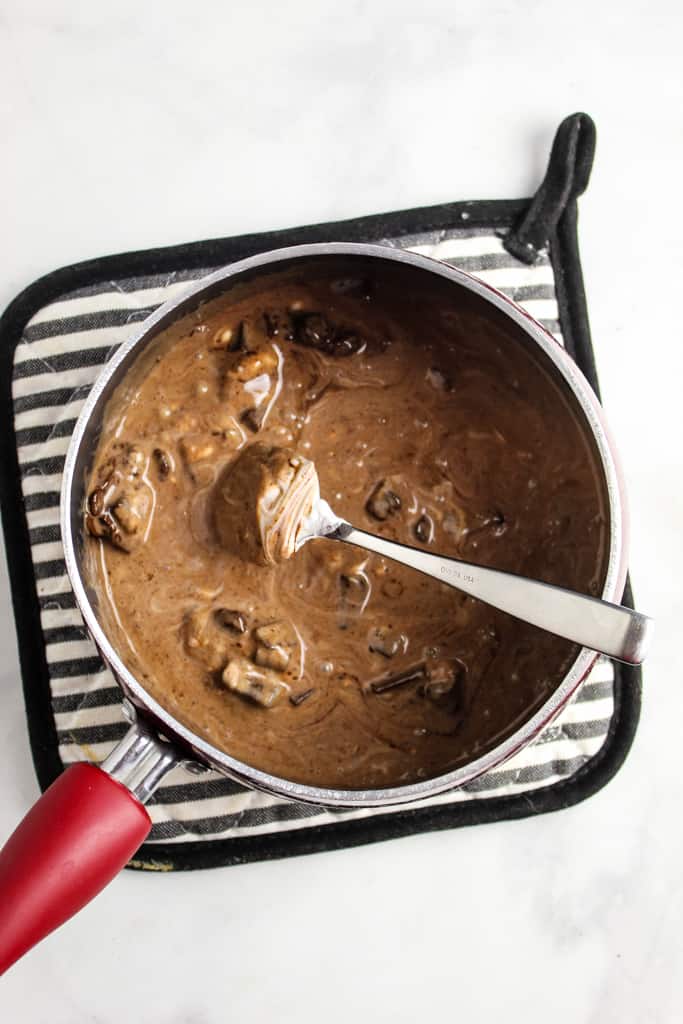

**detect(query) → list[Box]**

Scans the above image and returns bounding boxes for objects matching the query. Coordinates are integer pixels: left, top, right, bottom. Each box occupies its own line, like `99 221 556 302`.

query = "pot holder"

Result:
0 113 641 870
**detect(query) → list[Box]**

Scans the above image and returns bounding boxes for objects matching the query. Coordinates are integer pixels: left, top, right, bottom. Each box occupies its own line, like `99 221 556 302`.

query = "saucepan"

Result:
0 243 629 973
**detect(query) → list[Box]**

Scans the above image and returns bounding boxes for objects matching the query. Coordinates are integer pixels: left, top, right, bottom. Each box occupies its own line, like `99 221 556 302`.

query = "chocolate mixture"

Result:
85 262 608 789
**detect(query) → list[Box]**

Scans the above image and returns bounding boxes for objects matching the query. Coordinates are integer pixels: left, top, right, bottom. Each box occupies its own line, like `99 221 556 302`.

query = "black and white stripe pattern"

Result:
13 229 615 844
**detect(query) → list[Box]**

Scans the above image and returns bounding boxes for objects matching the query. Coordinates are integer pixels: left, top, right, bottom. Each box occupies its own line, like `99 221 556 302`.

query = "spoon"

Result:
297 497 652 666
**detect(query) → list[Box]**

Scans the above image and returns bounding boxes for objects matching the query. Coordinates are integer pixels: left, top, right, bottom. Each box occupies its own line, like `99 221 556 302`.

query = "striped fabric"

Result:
13 229 615 845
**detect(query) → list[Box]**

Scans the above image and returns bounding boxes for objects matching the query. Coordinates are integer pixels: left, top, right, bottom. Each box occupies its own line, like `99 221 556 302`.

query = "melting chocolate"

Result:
85 263 608 789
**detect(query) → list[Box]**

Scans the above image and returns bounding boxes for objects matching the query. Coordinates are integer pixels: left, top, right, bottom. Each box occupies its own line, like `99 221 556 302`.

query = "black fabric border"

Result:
0 195 641 872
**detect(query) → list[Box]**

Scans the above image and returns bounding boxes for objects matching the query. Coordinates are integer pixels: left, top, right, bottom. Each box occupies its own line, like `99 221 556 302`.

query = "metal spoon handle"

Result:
332 524 652 665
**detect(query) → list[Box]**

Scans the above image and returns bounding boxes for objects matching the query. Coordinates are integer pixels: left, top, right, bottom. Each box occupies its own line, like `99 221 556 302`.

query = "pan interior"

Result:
65 251 612 795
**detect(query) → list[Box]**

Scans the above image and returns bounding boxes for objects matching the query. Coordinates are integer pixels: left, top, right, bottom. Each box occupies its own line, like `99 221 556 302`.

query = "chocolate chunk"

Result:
87 484 106 517
291 312 332 350
85 446 152 551
255 621 296 649
255 645 290 671
340 572 370 614
222 658 288 707
290 688 315 706
85 511 104 537
370 665 425 693
414 513 434 544
184 607 232 672
94 457 116 486
332 330 364 357
262 312 280 338
254 620 296 671
100 512 126 547
112 492 149 535
86 510 127 551
366 480 402 521
211 321 245 351
229 346 279 382
242 405 267 432
289 311 364 357
368 626 409 659
420 659 466 707
153 447 172 479
223 343 280 435
214 608 247 633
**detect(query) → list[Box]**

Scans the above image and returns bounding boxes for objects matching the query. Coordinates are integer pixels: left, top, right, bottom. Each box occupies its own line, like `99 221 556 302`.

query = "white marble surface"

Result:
0 1 680 1020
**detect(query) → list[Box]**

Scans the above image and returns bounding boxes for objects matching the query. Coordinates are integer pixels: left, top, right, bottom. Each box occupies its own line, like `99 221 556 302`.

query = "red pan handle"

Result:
0 762 151 975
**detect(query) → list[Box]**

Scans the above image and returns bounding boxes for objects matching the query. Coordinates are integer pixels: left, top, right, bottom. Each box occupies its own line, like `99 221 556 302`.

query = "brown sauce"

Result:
85 264 608 789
